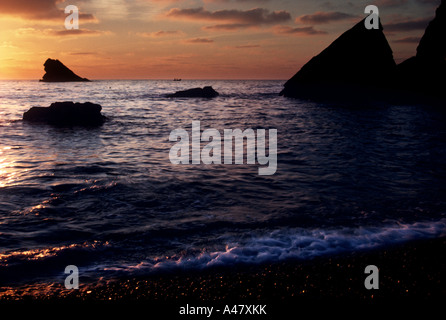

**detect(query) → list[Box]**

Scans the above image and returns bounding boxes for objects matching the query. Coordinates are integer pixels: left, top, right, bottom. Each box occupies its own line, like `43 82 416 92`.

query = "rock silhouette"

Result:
40 59 89 82
417 0 446 60
281 0 446 103
23 102 105 126
394 0 446 97
167 86 219 98
280 18 396 100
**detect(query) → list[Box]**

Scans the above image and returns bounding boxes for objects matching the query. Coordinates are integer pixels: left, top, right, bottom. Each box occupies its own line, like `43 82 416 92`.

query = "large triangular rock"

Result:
40 58 89 82
280 18 396 100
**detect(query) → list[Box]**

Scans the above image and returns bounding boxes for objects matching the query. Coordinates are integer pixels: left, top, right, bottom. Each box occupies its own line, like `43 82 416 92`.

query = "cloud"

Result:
0 0 95 21
68 52 96 55
374 0 409 7
274 26 327 35
0 41 18 48
415 0 440 4
393 36 421 43
296 11 359 24
203 23 253 31
204 0 271 2
233 44 261 48
15 27 109 37
166 7 291 26
385 17 431 31
185 38 214 43
45 29 108 36
138 30 184 37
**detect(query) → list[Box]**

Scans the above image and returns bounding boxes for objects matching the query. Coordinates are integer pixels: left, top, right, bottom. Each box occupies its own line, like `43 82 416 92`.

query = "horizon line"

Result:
0 78 288 82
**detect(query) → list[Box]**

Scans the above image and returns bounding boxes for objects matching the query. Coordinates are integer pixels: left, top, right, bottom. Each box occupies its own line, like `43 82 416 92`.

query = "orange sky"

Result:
0 0 440 80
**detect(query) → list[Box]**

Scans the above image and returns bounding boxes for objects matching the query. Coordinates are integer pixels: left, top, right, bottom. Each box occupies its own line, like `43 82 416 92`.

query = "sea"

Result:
0 80 445 291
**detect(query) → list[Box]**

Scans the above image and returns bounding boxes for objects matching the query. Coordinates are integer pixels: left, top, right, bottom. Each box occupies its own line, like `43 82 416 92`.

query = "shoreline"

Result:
1 236 444 307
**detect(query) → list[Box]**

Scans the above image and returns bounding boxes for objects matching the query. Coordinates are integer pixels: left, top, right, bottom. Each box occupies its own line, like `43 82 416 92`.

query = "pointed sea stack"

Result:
280 19 396 101
40 58 89 82
394 0 446 98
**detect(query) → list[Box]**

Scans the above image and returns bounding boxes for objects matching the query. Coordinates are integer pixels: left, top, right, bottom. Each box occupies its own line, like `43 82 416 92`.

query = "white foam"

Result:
102 219 446 274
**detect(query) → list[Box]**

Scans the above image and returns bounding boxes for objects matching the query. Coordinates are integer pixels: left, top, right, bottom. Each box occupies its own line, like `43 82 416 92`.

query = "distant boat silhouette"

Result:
173 78 182 81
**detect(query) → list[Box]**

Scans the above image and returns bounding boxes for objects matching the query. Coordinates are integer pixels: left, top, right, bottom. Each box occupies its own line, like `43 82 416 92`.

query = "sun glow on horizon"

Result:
0 0 438 80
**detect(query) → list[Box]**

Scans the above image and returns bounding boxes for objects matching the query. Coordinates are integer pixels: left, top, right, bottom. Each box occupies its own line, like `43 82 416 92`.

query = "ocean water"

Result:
0 80 445 289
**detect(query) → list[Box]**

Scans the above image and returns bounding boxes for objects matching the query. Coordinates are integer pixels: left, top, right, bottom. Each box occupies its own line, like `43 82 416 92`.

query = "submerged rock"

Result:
281 18 396 100
167 86 219 98
40 58 89 82
23 102 105 126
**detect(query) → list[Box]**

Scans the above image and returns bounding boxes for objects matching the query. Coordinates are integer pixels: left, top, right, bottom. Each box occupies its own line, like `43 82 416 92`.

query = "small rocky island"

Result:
40 58 89 82
167 86 219 98
23 102 105 126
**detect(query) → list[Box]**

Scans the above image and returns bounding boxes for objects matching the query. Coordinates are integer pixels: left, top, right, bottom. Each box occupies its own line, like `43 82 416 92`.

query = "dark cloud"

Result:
393 36 421 43
385 17 431 31
69 52 96 55
45 29 106 36
374 0 409 7
233 44 261 48
166 7 291 26
205 0 271 2
0 0 95 21
203 23 253 31
274 26 327 35
415 0 440 4
185 38 215 43
15 27 107 37
139 30 183 37
296 11 359 24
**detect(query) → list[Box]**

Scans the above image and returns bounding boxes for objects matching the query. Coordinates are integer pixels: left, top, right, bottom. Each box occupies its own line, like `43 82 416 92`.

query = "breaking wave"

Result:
102 218 446 275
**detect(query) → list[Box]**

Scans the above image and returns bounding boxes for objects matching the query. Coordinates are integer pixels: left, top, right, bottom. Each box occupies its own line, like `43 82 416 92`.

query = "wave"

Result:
0 241 109 267
1 218 445 286
101 218 446 275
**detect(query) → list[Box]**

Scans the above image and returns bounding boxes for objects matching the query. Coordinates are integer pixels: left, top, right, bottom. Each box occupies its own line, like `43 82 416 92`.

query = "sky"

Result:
0 0 441 80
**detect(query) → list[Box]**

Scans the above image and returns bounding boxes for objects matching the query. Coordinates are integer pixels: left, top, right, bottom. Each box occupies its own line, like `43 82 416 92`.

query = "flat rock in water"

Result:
167 86 219 98
23 101 105 126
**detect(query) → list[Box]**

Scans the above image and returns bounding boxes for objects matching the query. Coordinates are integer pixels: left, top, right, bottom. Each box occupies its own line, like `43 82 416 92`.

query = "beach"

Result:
2 237 444 310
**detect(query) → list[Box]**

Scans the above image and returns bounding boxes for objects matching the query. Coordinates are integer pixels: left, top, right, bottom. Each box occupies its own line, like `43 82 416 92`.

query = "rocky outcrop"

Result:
417 0 446 60
281 1 446 102
394 0 446 97
167 86 219 98
40 59 89 82
281 18 396 100
23 102 105 126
